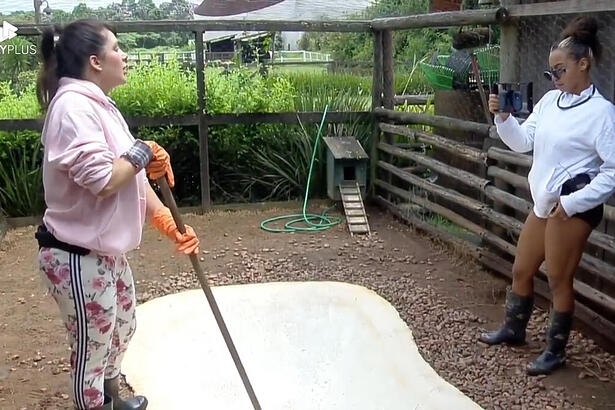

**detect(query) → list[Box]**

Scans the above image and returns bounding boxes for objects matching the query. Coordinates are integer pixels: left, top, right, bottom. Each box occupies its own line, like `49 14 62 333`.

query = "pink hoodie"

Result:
42 77 148 256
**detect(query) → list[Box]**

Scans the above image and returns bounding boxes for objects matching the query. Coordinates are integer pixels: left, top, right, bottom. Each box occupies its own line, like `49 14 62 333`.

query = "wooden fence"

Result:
3 0 615 344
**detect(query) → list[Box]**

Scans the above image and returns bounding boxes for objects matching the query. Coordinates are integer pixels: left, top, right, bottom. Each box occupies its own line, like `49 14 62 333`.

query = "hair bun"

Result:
561 16 601 62
561 16 598 45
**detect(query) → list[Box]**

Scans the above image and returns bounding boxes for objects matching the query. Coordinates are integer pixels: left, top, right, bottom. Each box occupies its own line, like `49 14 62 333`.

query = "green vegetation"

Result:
0 49 433 216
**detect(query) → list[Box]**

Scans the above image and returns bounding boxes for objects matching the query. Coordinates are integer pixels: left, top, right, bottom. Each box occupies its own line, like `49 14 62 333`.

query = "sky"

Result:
1 0 372 16
0 0 170 14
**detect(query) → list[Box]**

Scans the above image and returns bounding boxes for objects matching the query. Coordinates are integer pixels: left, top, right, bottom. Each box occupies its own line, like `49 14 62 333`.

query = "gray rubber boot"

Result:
479 290 534 345
104 376 148 410
527 310 573 376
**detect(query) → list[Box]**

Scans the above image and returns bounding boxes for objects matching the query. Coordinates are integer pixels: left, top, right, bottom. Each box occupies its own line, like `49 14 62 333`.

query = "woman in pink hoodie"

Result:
35 20 200 410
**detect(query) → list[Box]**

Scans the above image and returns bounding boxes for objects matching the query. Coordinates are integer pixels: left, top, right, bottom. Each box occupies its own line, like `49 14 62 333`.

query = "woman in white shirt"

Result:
479 16 615 375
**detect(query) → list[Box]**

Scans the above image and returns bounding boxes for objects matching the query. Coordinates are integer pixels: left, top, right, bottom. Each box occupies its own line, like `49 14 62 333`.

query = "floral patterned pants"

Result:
39 248 137 409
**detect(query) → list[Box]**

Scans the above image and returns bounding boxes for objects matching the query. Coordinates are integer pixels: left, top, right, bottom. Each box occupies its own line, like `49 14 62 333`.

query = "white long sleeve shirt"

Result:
494 84 615 218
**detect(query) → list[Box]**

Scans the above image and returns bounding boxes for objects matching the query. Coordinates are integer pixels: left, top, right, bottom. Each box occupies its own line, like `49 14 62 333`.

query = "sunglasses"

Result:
543 66 566 81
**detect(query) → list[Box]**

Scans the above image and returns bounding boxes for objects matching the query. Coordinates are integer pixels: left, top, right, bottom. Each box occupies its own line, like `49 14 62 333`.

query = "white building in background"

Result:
195 0 373 51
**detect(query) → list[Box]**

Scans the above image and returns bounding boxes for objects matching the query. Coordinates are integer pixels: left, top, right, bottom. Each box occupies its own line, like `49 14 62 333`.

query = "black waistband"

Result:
35 224 90 256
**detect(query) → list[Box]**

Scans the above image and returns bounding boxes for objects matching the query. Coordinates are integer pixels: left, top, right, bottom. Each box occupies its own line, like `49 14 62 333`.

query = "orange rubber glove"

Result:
150 207 200 255
144 141 175 188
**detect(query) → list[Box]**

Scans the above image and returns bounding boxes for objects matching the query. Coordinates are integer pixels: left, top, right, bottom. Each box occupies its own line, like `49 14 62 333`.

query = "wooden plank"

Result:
15 19 372 36
206 111 371 125
343 195 362 202
379 123 486 165
375 179 516 256
378 142 490 191
0 112 370 132
487 166 530 191
484 185 533 215
195 29 211 211
374 108 491 137
0 118 45 131
605 205 615 222
370 30 384 199
487 146 532 168
506 0 615 18
500 0 521 84
371 8 504 30
126 115 200 127
394 95 433 106
382 30 395 200
0 115 200 131
377 160 522 232
374 195 476 253
382 31 395 114
344 203 363 209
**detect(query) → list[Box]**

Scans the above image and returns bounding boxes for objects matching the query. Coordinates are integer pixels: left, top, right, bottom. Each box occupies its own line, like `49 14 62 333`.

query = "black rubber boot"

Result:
104 376 148 410
527 310 573 376
479 291 534 345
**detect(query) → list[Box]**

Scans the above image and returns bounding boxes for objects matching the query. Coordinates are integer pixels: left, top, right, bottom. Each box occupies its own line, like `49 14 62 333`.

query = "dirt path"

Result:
1 206 614 409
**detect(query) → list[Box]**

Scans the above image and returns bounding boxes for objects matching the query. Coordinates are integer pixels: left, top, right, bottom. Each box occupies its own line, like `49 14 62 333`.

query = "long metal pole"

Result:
157 177 262 410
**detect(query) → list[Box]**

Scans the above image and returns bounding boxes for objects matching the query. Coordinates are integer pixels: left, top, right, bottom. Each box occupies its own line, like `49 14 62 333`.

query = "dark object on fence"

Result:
492 82 533 114
445 49 473 90
195 0 285 16
453 27 493 49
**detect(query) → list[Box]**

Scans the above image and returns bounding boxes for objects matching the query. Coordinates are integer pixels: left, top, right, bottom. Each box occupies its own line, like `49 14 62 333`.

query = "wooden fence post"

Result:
195 29 211 211
370 30 384 199
491 0 521 237
382 30 395 200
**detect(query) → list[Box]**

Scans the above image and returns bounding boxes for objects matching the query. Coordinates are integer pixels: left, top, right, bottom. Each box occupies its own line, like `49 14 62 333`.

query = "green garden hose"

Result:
260 105 343 233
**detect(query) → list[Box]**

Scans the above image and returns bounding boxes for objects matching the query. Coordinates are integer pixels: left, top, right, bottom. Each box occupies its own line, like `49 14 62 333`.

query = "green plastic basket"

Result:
475 45 500 72
420 62 455 90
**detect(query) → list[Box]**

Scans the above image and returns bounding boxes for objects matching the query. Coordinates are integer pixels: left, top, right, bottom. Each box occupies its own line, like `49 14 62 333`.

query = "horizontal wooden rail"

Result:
487 147 532 168
375 108 491 137
15 19 372 36
487 166 530 191
206 111 371 125
379 123 486 165
394 95 433 106
377 160 615 287
378 142 490 190
371 8 505 30
0 111 371 132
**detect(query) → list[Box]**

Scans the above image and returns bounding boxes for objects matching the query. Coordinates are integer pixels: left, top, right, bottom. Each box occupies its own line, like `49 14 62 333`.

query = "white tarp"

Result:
122 282 482 410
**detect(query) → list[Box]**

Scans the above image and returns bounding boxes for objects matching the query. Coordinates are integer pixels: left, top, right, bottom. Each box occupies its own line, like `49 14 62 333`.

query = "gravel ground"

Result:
135 224 615 409
2 208 614 409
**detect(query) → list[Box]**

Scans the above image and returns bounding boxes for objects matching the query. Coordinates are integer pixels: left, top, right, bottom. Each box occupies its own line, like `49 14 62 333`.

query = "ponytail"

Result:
37 26 60 109
36 20 113 109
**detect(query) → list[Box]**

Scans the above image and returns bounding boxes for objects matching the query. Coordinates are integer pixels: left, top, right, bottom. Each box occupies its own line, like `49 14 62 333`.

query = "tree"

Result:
299 0 453 67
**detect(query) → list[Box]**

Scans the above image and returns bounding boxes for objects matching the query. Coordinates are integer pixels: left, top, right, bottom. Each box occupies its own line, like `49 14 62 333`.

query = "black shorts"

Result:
560 174 604 230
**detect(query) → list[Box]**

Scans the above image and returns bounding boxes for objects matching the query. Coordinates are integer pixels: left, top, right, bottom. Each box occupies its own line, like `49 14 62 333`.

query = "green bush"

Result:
0 81 41 120
0 60 432 214
0 131 44 217
111 60 198 116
